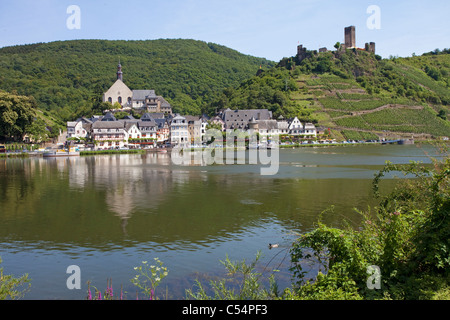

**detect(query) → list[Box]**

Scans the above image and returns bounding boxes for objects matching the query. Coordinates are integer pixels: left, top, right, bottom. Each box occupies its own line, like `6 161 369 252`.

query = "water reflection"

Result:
0 145 441 299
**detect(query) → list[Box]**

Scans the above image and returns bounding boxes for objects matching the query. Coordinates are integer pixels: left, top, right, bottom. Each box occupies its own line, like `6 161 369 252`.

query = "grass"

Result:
0 153 29 158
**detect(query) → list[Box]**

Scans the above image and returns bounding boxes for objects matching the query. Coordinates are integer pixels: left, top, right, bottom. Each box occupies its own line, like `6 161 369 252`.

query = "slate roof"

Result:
92 120 125 129
132 90 156 101
101 112 117 122
255 120 278 130
222 109 272 130
157 96 171 107
154 118 169 129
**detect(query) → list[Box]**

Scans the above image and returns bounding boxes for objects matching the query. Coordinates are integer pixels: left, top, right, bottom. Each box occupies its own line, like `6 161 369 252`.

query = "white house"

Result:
288 117 303 136
66 119 91 140
124 122 141 140
303 123 317 137
170 115 189 147
92 120 126 150
138 120 157 141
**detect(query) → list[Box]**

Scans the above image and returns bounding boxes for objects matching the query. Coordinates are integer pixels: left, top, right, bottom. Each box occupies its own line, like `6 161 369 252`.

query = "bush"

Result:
0 257 31 300
288 147 450 299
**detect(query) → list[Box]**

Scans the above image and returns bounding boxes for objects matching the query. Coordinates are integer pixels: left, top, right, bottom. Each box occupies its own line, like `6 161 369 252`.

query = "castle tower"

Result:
364 42 376 54
344 26 356 48
116 61 123 81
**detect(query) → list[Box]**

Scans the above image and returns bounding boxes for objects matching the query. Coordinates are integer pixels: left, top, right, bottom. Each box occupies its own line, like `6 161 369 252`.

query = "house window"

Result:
108 97 112 103
118 96 122 104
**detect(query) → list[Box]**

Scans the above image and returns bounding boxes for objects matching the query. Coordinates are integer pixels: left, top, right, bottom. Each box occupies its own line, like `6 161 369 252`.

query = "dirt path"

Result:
328 104 424 119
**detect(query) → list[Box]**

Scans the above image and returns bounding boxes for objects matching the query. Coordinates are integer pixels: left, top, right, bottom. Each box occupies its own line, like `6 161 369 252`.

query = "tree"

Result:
0 91 36 141
25 117 49 142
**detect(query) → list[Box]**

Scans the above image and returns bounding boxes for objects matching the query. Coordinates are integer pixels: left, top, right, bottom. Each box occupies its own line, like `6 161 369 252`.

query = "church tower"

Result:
117 61 123 81
103 62 132 106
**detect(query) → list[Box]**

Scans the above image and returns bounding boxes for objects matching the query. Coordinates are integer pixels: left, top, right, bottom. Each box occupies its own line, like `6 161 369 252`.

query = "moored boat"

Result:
43 147 80 157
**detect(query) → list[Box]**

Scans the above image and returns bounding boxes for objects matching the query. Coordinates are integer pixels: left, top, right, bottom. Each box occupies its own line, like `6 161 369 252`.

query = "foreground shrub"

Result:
289 146 449 299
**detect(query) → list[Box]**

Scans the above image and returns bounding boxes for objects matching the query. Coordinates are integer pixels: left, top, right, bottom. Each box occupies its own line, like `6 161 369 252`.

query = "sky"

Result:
0 0 449 61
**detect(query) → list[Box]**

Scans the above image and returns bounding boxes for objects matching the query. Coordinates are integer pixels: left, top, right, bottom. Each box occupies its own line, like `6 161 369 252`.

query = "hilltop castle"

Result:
297 25 375 62
102 63 172 114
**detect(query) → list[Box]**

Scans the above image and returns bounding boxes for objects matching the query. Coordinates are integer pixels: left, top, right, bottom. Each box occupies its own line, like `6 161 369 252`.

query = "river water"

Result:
0 144 441 299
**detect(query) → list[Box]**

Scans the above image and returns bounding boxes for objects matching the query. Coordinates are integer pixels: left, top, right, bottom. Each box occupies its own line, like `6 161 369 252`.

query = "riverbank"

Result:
0 153 29 158
80 149 146 156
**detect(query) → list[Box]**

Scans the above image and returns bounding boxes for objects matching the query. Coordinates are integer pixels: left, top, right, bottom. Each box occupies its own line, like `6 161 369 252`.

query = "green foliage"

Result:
131 258 169 300
341 130 379 141
0 90 36 140
203 67 299 118
0 257 31 300
0 39 274 120
185 251 278 300
334 107 450 137
288 150 450 299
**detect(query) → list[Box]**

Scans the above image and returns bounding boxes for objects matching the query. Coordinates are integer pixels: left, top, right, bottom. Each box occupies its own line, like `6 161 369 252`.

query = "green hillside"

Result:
0 39 273 120
206 48 450 139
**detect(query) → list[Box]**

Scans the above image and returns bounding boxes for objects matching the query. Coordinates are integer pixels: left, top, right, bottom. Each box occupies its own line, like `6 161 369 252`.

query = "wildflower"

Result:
393 211 400 216
107 286 113 297
87 288 92 300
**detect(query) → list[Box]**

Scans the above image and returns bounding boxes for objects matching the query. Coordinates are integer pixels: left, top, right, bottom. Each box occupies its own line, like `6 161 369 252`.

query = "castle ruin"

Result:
344 26 356 48
296 25 375 61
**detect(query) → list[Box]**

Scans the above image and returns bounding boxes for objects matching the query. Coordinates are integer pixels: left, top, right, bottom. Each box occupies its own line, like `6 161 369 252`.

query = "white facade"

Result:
288 117 303 135
303 123 317 136
170 115 189 147
67 121 89 139
125 124 141 140
92 122 126 150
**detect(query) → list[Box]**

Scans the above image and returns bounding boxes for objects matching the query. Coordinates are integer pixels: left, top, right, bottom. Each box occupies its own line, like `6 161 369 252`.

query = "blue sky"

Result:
0 0 449 61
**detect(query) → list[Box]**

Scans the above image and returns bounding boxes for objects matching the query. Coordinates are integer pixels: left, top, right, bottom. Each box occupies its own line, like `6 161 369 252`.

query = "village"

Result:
66 63 322 151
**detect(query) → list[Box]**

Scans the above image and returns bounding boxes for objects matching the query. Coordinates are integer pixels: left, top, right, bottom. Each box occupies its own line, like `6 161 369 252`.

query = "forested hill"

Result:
0 39 274 120
204 48 450 139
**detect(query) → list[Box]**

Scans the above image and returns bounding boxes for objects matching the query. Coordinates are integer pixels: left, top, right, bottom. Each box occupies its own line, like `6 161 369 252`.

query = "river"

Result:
0 144 442 299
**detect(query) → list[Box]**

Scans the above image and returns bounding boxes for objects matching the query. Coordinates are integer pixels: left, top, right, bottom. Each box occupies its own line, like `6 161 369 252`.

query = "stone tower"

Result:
344 26 356 48
296 44 308 63
365 42 376 54
116 61 123 81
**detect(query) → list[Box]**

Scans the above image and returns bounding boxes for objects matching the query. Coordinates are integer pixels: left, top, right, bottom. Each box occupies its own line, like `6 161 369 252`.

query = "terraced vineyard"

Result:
293 71 449 140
